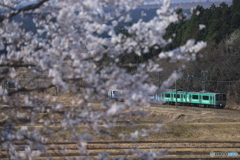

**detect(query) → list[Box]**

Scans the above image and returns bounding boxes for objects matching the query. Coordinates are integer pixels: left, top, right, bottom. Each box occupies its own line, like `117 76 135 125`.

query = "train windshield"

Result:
113 91 121 97
216 94 227 101
223 94 226 101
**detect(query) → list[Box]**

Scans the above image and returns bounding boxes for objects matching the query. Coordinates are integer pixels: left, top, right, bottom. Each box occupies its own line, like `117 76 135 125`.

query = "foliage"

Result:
164 1 240 50
156 0 240 106
179 28 240 104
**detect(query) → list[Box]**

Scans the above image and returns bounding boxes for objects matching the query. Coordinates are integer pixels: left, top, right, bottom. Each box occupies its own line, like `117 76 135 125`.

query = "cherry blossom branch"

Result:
8 84 57 96
0 0 49 22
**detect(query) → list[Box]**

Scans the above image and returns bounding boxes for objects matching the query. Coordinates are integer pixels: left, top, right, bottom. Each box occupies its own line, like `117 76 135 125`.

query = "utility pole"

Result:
158 71 160 88
202 70 208 91
175 79 177 108
187 73 194 91
174 70 177 108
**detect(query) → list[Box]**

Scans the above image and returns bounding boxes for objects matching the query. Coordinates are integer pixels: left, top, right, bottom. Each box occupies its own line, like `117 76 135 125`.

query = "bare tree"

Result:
0 0 206 159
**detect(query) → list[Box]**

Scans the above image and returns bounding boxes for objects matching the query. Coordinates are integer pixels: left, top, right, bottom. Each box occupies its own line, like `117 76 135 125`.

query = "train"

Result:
159 90 227 109
108 89 123 100
108 89 227 109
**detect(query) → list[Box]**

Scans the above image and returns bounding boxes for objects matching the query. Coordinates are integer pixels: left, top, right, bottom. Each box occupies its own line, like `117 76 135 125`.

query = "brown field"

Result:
1 99 240 159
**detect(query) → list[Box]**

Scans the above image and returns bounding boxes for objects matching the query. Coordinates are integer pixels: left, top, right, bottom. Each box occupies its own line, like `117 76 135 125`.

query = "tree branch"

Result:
0 3 16 11
0 64 36 67
0 0 49 23
8 84 56 96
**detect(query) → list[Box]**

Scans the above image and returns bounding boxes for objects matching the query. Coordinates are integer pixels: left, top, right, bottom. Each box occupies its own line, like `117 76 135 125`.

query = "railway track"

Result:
1 102 240 114
151 103 240 113
1 102 240 127
0 140 239 159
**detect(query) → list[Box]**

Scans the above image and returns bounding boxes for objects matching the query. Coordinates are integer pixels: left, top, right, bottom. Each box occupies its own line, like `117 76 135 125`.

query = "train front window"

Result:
113 91 120 96
223 94 226 101
216 95 220 101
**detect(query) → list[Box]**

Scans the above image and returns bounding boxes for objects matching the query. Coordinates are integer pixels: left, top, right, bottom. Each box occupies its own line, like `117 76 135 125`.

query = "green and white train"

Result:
159 90 227 109
108 89 227 109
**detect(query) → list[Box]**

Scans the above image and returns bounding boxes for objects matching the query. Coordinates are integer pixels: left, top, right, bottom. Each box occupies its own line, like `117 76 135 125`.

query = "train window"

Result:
216 95 220 101
174 94 180 98
203 96 209 100
192 95 198 99
165 94 170 97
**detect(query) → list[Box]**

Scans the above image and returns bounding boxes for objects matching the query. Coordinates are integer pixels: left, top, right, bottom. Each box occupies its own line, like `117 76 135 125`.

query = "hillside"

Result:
119 0 240 105
140 0 232 9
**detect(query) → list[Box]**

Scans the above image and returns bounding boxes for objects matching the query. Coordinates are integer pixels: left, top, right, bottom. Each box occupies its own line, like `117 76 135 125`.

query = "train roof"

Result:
164 90 225 95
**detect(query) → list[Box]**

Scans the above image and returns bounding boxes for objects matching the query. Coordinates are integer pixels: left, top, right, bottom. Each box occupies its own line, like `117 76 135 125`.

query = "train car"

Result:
160 91 227 109
108 89 123 100
108 89 161 102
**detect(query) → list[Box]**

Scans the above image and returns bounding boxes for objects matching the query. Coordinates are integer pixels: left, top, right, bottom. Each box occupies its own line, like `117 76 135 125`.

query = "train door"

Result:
184 93 188 103
187 94 191 103
184 94 187 103
210 96 213 104
171 93 174 102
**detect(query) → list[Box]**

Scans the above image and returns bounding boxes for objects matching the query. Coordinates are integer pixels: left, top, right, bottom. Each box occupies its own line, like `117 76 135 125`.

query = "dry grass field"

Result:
1 93 240 159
